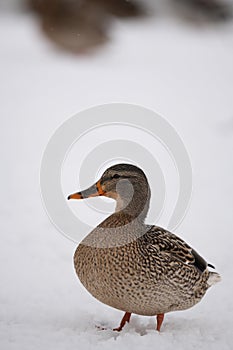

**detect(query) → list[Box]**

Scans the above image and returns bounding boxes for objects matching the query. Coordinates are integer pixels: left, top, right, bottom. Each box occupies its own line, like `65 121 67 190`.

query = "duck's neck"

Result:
118 189 150 221
102 181 151 227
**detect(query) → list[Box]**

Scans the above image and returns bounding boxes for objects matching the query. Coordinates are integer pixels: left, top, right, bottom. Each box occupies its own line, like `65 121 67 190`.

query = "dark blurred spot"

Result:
27 0 232 53
173 0 232 22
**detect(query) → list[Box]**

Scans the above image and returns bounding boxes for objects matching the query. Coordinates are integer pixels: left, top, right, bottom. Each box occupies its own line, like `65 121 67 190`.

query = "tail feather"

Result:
208 263 215 269
207 272 221 287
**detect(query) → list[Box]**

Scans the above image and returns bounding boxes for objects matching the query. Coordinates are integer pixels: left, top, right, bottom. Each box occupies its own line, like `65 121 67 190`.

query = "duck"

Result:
67 163 221 332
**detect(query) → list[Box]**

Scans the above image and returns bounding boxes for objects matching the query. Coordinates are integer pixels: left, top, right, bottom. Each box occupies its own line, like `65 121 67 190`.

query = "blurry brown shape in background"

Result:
28 0 231 54
28 0 144 53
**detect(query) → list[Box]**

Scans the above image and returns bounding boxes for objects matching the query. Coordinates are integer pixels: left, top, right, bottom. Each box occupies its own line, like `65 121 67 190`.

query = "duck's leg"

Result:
113 312 131 331
156 314 164 332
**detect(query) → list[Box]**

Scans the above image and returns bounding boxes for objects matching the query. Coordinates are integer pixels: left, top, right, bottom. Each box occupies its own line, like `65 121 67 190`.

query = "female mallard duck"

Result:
68 164 220 332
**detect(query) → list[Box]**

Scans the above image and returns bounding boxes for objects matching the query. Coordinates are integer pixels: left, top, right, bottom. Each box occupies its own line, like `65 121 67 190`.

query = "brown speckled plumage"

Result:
68 164 221 331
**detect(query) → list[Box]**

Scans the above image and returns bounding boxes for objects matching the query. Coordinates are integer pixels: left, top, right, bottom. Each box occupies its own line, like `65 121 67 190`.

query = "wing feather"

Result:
144 226 208 272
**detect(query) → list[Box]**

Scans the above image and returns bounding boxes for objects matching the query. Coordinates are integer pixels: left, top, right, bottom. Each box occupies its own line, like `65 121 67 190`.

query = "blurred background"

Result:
1 0 233 52
1 1 233 349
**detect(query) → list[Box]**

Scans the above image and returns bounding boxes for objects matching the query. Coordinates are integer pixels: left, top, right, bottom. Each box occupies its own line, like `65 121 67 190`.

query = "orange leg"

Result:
113 312 132 332
156 313 164 332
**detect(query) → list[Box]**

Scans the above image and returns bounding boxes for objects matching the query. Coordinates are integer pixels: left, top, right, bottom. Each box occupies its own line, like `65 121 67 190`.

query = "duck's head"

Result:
68 163 151 220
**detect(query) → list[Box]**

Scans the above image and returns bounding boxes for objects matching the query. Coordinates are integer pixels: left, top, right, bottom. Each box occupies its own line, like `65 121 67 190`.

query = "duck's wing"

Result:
143 226 208 273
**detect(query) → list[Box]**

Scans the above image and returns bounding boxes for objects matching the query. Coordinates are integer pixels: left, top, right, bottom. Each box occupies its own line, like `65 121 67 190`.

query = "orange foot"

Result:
156 313 164 332
113 312 132 332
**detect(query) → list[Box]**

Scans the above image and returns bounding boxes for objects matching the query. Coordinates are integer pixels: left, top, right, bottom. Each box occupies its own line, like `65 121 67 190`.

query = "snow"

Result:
1 2 233 349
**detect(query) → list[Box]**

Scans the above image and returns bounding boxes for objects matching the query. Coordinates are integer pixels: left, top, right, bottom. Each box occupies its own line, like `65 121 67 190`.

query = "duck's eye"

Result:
112 174 120 179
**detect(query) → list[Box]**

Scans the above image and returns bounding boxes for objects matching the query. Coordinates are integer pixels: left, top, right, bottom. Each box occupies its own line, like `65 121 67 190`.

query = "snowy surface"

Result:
1 3 233 350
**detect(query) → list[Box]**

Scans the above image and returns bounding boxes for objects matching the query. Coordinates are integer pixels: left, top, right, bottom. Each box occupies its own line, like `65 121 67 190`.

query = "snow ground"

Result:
1 2 233 350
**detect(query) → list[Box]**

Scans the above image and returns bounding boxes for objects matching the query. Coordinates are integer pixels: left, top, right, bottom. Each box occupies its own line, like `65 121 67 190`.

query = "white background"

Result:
1 1 233 349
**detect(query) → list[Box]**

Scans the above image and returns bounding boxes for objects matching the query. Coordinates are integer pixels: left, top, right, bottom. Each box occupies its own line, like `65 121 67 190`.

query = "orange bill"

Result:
67 180 106 200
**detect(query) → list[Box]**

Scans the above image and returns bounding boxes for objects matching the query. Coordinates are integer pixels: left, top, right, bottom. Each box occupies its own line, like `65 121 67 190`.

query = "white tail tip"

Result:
208 272 221 287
